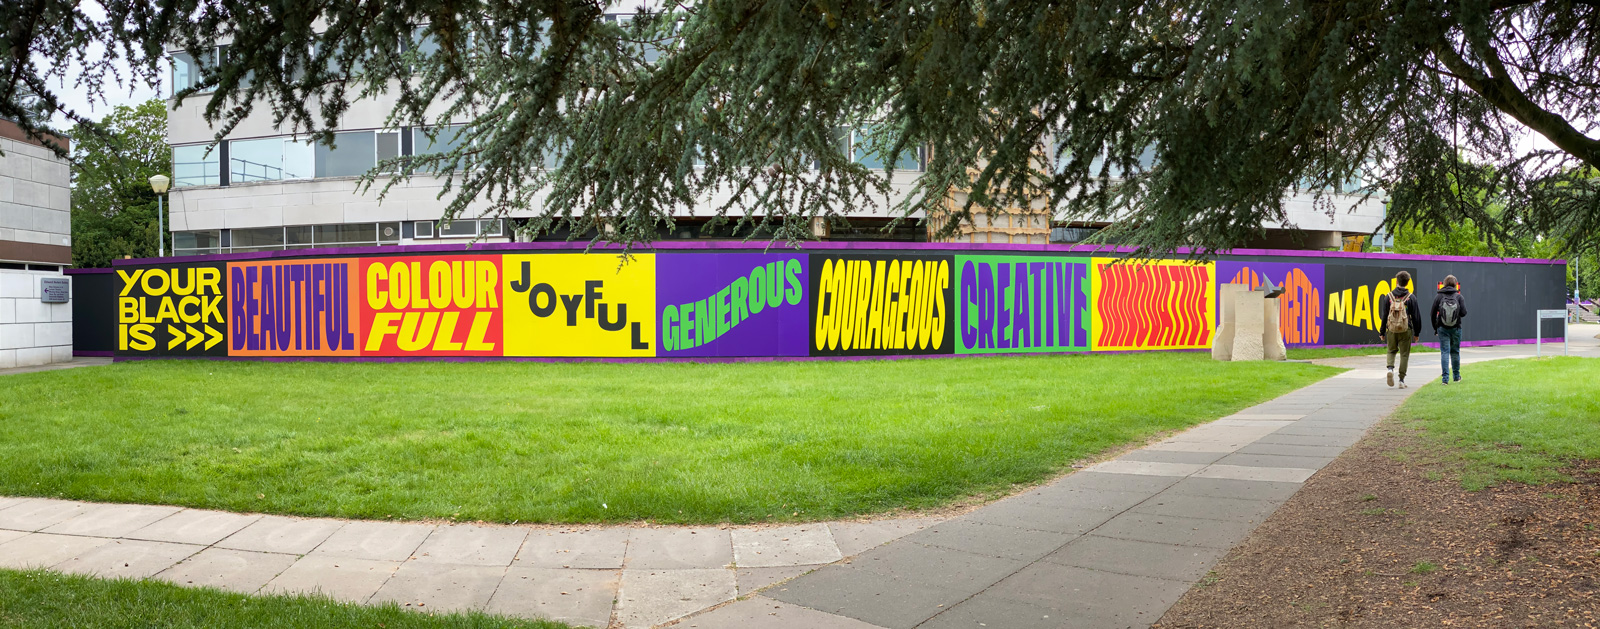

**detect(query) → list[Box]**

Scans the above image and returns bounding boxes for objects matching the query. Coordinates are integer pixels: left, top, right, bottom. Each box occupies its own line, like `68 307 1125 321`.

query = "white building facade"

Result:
0 120 74 367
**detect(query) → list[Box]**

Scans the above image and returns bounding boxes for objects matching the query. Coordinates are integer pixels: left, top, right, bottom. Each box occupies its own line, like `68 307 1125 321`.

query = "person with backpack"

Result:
1377 271 1423 388
1432 275 1468 384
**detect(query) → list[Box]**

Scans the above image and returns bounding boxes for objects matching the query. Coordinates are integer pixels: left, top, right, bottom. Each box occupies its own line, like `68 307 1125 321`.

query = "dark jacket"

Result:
1431 286 1468 332
1377 286 1422 339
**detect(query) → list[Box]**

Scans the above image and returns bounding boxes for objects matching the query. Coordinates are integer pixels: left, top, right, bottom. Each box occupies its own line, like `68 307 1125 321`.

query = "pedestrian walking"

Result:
1378 271 1422 388
1432 275 1467 384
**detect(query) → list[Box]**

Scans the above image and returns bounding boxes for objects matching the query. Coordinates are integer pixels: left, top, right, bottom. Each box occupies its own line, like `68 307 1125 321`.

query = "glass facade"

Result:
229 137 314 183
171 222 405 256
172 145 221 187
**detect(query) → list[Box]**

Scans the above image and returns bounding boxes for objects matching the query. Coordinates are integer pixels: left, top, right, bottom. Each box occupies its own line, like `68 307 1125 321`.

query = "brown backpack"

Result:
1385 294 1410 334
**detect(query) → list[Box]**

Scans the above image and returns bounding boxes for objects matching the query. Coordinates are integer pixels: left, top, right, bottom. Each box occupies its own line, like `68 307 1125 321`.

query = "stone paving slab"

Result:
1092 512 1255 550
916 592 1100 629
849 542 1028 593
412 524 527 566
624 527 732 570
125 509 262 545
1193 463 1317 483
1118 449 1230 465
1041 534 1228 582
615 568 736 628
686 596 888 629
0 499 92 532
216 515 343 555
732 525 841 568
40 503 182 538
369 561 507 612
982 561 1191 624
517 528 630 569
963 503 1119 535
263 555 401 603
736 565 812 595
1084 460 1206 477
53 539 202 579
311 520 434 562
903 519 1076 562
1128 493 1280 524
153 547 299 593
1235 442 1347 457
487 567 618 628
0 530 25 546
827 519 937 557
0 532 111 569
1214 452 1336 470
766 564 970 629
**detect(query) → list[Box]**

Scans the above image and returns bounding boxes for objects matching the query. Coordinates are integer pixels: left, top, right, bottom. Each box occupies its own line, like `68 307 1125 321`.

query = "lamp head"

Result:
149 174 171 194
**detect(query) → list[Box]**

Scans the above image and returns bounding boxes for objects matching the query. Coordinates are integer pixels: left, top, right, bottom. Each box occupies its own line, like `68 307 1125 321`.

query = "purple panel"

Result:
656 253 811 357
1216 260 1327 347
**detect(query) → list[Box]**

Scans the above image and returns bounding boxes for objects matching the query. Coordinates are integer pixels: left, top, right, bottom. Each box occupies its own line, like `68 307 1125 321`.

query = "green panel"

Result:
955 255 1091 354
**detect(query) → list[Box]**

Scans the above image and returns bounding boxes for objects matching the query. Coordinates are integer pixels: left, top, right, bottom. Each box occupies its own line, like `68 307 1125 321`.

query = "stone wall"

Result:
0 269 73 367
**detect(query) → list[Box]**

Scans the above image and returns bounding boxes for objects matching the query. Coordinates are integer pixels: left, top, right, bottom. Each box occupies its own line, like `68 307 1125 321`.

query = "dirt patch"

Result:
1155 419 1600 628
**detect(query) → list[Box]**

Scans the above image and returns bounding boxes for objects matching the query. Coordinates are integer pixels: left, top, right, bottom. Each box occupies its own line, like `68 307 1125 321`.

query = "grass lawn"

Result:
0 569 568 628
1397 357 1600 489
1287 345 1438 360
0 354 1337 524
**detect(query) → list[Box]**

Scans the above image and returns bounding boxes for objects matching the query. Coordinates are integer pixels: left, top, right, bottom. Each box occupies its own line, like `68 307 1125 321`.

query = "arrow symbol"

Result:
167 325 186 350
204 326 223 351
185 324 203 350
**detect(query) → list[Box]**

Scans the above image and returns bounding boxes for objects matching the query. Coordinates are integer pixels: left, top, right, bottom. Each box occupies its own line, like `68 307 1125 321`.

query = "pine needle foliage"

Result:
3 0 1597 255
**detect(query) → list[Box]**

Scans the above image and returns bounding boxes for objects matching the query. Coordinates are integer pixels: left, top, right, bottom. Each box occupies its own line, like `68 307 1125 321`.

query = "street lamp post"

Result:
149 175 171 257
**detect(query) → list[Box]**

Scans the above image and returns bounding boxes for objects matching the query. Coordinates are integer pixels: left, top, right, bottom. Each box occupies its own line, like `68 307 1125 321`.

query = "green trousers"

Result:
1386 329 1414 382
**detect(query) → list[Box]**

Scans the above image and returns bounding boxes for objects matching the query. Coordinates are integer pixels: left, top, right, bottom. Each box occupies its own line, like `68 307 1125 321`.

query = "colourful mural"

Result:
956 255 1090 354
1090 258 1215 351
1216 261 1324 347
92 248 1557 360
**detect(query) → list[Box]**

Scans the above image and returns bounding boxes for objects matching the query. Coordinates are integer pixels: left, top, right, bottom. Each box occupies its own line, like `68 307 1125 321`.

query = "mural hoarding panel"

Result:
1216 260 1325 347
1323 264 1419 345
809 254 953 356
657 253 809 357
114 262 228 357
955 255 1091 354
503 254 656 357
359 255 504 357
1090 258 1215 351
228 259 361 356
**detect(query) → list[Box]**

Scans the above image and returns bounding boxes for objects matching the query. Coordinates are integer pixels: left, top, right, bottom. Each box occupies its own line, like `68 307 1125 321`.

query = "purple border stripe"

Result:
108 241 1566 267
108 337 1571 365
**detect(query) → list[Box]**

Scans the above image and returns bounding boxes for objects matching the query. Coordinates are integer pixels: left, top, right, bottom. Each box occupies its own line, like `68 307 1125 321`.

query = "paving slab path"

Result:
1 339 1592 628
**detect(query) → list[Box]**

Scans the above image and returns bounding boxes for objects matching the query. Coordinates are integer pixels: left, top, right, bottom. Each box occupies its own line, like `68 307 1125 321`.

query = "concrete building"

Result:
0 119 74 367
162 29 1383 254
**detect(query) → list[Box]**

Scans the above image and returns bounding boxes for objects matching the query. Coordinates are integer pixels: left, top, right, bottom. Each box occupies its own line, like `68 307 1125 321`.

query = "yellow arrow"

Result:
185 324 203 350
167 324 186 350
204 325 224 351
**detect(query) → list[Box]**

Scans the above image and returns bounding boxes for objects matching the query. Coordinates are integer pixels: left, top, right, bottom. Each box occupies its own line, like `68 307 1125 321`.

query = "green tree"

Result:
68 99 171 268
5 1 1597 255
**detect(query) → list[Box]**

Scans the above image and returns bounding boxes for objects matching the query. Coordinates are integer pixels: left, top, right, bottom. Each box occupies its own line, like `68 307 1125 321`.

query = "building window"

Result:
230 226 287 252
851 127 924 172
172 230 223 255
314 223 379 246
170 48 219 95
229 137 314 183
313 130 402 178
414 219 501 239
172 144 221 187
412 124 470 172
